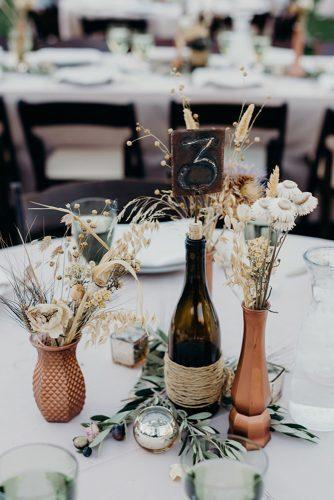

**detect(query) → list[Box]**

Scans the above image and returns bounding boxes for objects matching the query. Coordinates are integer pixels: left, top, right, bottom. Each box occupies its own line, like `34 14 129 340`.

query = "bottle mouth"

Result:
303 246 334 268
186 235 206 247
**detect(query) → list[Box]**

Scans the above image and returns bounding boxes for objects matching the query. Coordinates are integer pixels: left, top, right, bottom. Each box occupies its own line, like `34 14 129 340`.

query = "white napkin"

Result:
138 220 188 269
27 48 102 68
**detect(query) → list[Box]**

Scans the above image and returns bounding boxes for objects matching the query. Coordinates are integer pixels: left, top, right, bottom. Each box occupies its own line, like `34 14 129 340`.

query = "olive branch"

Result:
74 330 318 461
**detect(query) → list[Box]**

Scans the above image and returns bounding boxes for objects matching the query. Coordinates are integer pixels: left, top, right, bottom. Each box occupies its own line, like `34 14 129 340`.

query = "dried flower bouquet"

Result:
0 202 157 347
223 167 318 310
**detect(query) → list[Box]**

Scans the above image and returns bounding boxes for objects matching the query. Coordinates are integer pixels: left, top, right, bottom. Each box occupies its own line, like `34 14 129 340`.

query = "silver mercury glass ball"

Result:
133 406 179 453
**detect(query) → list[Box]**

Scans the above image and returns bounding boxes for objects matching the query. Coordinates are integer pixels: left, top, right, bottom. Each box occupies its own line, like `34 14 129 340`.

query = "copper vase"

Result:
32 339 86 423
205 250 213 296
229 305 271 448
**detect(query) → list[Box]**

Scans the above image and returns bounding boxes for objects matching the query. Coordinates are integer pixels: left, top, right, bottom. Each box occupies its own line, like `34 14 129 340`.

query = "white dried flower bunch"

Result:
0 202 157 348
225 167 318 310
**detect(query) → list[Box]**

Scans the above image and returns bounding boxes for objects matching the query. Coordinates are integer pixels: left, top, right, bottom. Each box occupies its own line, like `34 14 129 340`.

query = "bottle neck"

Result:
184 236 207 289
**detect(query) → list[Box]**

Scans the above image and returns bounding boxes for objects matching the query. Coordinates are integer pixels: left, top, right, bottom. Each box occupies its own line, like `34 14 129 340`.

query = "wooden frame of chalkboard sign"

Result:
171 128 225 196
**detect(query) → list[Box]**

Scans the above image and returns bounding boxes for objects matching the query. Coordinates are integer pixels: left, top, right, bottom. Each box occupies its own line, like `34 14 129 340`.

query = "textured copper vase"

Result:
229 305 271 448
205 250 214 296
32 339 86 423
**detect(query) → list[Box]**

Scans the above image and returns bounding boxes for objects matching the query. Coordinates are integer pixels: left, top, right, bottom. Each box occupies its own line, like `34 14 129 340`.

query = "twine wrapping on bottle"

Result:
164 353 225 409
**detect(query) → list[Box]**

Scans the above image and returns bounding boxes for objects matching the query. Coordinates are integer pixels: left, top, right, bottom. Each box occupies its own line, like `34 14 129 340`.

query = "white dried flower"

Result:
236 203 252 223
269 198 296 232
277 180 301 201
251 198 272 224
26 302 73 339
272 218 296 232
293 192 318 216
269 198 296 219
169 463 183 481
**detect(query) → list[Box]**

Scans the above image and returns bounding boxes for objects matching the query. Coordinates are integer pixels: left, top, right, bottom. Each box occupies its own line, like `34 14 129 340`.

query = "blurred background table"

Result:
1 48 333 192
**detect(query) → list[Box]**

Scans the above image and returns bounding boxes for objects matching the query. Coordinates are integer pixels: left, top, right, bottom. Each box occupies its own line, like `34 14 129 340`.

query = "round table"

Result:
0 231 333 499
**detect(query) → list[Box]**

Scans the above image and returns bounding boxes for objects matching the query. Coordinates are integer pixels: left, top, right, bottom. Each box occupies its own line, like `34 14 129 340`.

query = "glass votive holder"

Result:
245 219 278 246
110 326 148 368
72 197 117 264
268 362 286 404
0 443 78 499
181 434 268 500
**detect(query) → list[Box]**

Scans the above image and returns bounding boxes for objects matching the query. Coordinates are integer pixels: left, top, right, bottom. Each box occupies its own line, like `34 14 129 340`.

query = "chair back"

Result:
0 98 19 243
16 178 171 239
170 101 288 177
309 109 334 237
29 6 59 43
18 101 145 191
82 18 148 36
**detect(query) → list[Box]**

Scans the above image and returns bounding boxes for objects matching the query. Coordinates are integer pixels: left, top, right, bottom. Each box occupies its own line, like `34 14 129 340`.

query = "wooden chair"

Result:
82 18 148 36
170 101 288 178
0 98 19 244
308 109 334 238
18 101 145 191
272 12 298 49
29 6 59 44
14 178 171 239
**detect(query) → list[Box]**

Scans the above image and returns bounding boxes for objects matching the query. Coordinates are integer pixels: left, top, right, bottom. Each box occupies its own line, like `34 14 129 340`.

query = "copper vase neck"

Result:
31 337 80 352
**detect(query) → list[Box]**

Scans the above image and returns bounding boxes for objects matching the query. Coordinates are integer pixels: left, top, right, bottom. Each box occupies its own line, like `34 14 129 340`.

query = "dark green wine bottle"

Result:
169 223 221 414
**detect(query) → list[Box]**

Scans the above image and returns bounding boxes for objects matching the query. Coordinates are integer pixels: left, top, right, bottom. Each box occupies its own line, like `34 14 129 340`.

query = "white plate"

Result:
27 48 102 67
54 66 117 86
114 221 222 275
139 263 185 274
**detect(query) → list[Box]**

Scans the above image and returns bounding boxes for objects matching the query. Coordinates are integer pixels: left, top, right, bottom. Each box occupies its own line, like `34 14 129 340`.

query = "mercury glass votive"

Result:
110 326 148 368
133 406 179 453
268 362 285 404
72 197 117 264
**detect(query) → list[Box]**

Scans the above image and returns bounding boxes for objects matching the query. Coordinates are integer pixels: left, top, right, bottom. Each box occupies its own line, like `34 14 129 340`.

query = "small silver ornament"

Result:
133 406 179 453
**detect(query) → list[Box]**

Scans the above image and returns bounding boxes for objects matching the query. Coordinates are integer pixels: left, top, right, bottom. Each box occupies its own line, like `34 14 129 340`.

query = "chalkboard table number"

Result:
171 128 225 196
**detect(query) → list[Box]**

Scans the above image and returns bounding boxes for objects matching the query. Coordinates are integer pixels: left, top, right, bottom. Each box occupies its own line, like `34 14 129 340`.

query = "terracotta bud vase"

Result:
32 339 86 423
229 305 271 448
205 250 214 296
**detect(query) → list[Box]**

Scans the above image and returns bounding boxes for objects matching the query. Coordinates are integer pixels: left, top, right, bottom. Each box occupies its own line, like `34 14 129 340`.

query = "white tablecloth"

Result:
0 231 333 499
1 50 334 191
